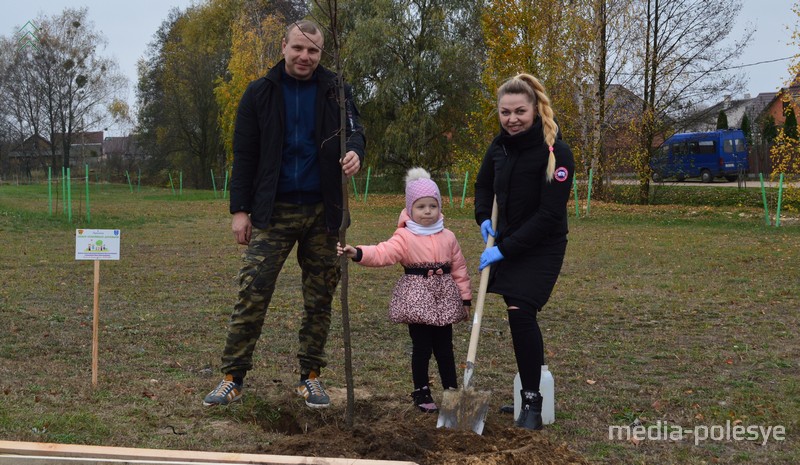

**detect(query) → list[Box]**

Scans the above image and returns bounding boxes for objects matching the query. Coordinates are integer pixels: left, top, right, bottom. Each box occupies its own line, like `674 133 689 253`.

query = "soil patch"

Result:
254 390 588 465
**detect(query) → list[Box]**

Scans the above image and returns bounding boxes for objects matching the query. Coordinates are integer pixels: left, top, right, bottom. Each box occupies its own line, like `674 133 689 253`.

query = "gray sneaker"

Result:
295 371 330 408
203 374 243 406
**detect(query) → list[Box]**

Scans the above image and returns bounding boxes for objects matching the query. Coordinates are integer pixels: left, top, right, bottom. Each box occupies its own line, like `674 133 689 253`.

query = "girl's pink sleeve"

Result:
450 235 472 301
357 230 407 267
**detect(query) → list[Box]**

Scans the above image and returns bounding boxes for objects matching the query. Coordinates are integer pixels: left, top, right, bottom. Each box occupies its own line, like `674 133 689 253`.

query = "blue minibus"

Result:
650 129 749 182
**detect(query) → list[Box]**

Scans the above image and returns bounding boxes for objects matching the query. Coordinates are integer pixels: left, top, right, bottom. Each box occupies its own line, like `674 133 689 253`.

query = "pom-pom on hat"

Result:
405 167 441 216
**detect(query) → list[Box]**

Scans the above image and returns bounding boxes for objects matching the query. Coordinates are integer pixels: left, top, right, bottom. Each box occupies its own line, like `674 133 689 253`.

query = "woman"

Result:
474 73 575 430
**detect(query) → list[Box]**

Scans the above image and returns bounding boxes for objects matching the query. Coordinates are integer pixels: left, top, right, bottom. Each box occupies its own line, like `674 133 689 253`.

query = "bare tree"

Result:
624 0 753 202
28 8 127 170
0 36 51 171
558 0 638 200
0 41 14 176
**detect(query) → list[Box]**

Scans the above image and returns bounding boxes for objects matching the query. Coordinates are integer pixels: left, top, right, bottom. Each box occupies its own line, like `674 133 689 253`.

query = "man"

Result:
203 20 366 409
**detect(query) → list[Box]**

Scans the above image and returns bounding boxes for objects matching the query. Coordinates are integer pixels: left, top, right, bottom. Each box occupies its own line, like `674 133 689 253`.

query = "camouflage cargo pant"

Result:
220 202 340 377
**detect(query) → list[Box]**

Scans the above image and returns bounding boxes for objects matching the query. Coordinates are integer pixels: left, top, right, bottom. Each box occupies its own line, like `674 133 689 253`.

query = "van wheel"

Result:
652 172 663 182
700 170 713 183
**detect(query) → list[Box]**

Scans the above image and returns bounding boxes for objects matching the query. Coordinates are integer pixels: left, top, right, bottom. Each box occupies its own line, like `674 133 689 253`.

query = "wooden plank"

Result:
0 441 419 465
1 459 180 464
0 458 259 465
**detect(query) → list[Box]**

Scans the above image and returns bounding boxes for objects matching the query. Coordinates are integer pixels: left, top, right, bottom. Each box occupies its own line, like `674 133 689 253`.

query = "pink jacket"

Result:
357 210 472 302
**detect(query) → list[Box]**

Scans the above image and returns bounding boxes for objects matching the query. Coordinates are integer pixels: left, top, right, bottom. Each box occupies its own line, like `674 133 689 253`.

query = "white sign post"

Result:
75 229 121 387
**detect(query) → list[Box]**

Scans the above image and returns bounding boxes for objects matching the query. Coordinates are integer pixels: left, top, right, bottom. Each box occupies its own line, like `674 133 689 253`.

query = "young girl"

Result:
338 168 472 413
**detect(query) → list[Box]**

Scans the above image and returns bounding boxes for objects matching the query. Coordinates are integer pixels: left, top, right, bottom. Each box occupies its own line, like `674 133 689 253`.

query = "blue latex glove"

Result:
480 219 496 244
479 246 504 271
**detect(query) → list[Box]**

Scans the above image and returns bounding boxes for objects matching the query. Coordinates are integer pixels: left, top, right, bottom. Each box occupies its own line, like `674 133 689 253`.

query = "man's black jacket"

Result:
229 60 366 232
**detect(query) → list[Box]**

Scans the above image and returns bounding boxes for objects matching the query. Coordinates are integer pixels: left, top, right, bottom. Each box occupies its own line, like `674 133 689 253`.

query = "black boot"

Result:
516 390 543 430
410 386 438 413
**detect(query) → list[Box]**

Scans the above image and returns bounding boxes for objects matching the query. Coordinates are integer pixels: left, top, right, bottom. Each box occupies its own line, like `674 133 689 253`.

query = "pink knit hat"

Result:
405 167 441 216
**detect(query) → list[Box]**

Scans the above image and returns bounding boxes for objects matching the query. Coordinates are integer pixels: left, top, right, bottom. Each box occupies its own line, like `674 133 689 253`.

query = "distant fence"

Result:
5 164 792 224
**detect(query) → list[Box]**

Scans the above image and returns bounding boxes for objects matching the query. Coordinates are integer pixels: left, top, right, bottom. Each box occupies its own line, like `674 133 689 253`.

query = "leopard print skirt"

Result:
388 262 467 326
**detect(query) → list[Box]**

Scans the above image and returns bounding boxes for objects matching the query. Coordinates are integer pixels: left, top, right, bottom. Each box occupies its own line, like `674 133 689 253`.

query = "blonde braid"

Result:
516 74 558 181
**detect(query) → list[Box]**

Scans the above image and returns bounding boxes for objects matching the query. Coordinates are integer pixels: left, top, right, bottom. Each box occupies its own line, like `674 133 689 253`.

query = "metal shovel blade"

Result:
436 387 491 434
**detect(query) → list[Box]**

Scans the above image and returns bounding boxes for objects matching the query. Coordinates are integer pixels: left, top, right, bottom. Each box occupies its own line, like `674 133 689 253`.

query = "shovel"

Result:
436 197 498 434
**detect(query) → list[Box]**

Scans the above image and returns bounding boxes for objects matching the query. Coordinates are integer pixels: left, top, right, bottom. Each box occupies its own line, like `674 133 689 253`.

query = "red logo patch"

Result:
554 166 569 182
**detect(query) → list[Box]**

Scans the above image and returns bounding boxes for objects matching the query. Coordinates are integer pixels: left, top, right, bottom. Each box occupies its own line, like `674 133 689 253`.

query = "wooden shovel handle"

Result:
464 197 498 383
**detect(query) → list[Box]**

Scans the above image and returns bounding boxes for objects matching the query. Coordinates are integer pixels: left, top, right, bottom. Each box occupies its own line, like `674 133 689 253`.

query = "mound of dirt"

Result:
257 389 589 465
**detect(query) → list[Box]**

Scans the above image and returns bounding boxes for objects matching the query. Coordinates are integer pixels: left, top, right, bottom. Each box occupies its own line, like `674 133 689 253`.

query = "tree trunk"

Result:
592 0 608 200
321 0 356 427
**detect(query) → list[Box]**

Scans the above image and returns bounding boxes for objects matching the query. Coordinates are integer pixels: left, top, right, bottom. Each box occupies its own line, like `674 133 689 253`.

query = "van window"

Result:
697 140 716 154
672 142 686 156
723 139 734 154
734 139 745 152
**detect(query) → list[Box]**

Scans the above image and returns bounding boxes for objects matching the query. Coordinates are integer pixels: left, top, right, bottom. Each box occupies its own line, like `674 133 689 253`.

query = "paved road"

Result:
613 178 796 189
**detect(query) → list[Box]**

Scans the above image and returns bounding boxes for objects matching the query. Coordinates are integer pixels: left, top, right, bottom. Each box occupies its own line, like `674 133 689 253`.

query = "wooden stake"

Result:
92 260 100 387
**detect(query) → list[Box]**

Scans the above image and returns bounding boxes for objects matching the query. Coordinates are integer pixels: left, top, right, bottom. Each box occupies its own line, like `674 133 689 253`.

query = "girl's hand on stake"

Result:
337 242 357 258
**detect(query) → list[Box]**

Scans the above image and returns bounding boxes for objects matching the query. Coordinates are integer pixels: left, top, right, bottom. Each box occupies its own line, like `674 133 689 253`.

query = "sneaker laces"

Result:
305 377 325 396
211 377 238 396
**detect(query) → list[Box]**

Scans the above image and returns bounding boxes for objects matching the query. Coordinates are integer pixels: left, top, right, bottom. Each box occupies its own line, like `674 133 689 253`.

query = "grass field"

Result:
0 182 798 464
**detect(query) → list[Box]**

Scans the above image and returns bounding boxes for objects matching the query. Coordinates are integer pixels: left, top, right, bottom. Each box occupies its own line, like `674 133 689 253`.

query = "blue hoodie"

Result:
278 69 321 203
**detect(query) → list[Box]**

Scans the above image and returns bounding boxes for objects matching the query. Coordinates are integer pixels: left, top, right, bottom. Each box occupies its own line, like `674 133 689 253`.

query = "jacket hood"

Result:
397 209 411 227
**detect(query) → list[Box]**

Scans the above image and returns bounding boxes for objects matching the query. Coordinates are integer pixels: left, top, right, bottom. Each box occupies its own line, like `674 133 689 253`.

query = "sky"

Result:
1 0 798 131
731 0 798 97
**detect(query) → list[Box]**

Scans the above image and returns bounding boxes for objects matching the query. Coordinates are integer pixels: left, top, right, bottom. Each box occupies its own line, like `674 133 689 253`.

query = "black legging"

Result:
408 323 458 390
505 300 544 392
